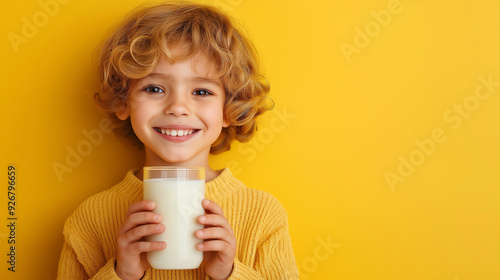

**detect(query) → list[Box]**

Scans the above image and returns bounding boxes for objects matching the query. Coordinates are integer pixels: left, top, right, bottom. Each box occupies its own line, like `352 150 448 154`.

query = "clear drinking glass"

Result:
143 166 205 269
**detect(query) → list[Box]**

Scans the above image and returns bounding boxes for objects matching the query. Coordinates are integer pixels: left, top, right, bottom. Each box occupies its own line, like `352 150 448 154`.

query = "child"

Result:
57 1 299 279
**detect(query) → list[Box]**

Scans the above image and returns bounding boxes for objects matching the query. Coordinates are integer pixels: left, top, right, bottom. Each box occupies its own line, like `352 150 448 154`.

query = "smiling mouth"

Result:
154 128 199 137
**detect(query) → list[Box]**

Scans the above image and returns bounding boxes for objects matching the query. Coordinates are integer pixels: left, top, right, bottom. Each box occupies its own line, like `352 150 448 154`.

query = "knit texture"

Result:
57 168 299 279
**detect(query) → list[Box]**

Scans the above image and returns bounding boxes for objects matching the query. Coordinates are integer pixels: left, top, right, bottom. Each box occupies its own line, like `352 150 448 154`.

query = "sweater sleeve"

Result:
57 205 123 280
229 223 299 279
227 197 300 280
57 239 122 280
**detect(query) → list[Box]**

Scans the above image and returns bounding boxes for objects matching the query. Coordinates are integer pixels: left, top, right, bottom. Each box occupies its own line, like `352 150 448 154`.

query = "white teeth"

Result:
158 129 195 137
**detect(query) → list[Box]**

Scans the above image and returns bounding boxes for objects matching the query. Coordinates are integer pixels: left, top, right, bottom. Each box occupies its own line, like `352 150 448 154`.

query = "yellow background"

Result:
1 0 500 279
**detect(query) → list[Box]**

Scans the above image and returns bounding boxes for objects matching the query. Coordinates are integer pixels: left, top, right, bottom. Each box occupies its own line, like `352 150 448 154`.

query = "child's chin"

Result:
157 154 193 165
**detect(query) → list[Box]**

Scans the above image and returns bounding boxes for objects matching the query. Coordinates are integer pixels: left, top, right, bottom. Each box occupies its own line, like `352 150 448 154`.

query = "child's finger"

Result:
200 199 233 229
202 199 224 215
130 240 167 253
196 239 234 256
197 213 232 231
119 223 165 246
126 200 155 216
118 211 162 235
195 227 234 242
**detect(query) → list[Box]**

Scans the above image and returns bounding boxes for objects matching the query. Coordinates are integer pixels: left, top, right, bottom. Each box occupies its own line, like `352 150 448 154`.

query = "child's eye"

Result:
143 85 164 94
192 89 213 96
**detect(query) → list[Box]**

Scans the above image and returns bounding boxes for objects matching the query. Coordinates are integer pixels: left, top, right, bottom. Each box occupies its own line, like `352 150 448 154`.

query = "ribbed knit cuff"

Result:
140 268 152 280
226 259 262 279
91 257 123 280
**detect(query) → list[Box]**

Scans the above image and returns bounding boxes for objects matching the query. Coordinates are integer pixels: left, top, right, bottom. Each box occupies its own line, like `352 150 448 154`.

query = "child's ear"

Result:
222 117 230 128
115 103 130 120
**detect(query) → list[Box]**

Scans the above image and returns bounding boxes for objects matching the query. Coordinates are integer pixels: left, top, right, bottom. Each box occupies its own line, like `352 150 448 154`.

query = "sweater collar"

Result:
115 168 242 202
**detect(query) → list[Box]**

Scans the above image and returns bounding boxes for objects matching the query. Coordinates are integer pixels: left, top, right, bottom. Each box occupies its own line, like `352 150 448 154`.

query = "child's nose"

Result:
163 93 191 117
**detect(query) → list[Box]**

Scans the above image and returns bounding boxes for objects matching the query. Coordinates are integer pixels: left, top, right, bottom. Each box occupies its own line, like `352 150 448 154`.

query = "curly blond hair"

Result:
94 1 271 154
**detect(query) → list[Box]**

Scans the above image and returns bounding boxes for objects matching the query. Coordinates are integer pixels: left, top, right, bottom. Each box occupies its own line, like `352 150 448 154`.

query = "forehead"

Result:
145 47 218 80
160 43 218 73
132 48 222 89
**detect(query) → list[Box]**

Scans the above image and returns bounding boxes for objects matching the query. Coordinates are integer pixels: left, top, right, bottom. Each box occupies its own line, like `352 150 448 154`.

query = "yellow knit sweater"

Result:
57 168 299 279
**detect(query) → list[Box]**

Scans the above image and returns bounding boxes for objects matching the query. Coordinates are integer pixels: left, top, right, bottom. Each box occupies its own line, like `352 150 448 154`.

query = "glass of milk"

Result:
143 166 205 269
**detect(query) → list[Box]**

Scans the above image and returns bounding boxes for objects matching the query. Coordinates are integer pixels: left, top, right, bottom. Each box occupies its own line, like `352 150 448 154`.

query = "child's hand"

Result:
116 200 166 280
196 199 236 280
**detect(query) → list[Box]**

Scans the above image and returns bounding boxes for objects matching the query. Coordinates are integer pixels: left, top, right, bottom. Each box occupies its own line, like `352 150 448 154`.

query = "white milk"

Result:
144 178 205 269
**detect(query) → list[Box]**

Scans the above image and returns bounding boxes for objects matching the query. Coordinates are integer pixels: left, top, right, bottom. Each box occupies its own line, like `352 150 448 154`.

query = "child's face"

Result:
116 50 229 168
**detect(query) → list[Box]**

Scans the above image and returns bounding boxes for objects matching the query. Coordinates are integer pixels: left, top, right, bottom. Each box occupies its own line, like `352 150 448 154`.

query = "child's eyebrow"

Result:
190 77 223 88
144 73 222 88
